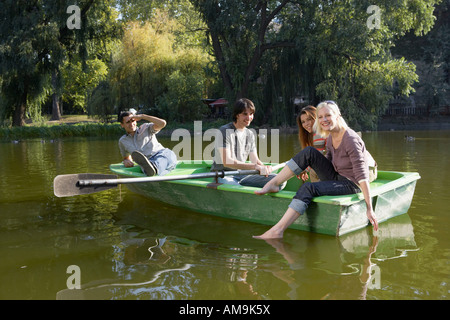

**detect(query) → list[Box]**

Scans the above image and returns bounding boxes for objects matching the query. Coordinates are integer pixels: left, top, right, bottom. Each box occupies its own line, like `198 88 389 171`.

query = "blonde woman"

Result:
254 101 378 239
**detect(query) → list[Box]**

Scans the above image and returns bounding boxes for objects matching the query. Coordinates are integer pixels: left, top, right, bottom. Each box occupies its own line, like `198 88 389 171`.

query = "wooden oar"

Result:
53 162 286 197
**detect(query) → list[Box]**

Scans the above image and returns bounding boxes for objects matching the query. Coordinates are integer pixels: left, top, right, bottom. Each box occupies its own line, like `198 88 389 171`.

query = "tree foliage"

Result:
108 10 213 122
0 0 120 126
391 0 450 115
1 0 445 130
0 0 52 126
191 0 442 129
62 57 109 114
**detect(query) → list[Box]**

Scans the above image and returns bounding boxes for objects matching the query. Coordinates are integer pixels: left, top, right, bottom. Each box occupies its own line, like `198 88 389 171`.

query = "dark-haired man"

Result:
118 110 176 176
211 98 277 188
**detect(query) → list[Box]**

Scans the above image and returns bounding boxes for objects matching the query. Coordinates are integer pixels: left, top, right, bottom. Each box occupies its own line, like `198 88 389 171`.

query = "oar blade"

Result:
54 173 118 197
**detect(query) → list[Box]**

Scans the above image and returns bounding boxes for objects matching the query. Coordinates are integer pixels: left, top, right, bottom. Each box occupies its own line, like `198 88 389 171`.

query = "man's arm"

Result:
133 114 167 131
220 148 272 175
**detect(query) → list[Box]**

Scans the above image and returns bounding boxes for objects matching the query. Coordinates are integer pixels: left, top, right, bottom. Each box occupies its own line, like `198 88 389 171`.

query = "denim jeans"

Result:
149 148 177 176
219 173 276 188
287 147 361 214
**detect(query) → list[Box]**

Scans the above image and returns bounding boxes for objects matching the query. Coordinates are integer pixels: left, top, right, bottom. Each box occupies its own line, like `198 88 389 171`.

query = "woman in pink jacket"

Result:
254 101 378 239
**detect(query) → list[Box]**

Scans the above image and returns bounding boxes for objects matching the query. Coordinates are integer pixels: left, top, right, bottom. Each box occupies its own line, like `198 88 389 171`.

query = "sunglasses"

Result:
324 100 337 105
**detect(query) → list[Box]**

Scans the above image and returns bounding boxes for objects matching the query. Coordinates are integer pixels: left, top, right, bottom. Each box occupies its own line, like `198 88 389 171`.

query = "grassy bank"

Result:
0 122 123 141
0 115 230 141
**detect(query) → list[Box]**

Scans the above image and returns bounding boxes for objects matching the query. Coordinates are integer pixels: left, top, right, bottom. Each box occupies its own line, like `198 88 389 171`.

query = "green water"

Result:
0 131 448 300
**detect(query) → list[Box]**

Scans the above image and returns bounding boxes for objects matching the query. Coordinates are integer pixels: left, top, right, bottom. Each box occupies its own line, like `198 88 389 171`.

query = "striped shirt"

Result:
313 133 326 153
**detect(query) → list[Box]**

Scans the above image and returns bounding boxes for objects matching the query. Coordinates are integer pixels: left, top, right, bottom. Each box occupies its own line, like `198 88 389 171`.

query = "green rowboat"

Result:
109 160 420 236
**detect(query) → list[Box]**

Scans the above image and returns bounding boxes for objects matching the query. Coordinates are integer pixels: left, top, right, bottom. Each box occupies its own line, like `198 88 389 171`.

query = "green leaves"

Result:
109 14 212 122
1 0 445 130
192 0 442 129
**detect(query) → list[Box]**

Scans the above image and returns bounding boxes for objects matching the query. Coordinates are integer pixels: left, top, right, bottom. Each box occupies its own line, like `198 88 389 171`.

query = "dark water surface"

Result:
0 131 448 300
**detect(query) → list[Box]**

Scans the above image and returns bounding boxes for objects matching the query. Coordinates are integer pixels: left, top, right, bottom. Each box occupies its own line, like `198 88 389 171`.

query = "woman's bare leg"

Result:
253 208 300 239
254 166 295 195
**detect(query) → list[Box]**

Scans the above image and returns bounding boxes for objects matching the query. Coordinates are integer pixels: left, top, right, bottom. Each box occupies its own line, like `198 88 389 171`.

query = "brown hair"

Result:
232 98 255 122
296 105 316 149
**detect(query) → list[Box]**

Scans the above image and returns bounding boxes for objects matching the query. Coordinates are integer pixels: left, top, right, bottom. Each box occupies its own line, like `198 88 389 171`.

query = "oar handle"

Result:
53 162 287 197
78 169 256 186
78 162 286 186
77 171 228 186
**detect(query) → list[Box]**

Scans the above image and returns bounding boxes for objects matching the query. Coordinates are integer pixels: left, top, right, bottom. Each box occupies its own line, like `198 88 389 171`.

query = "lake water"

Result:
0 130 448 300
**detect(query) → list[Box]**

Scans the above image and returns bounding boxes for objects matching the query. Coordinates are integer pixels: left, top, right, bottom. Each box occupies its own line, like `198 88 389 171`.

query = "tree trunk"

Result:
209 30 234 98
51 69 62 121
12 101 27 127
12 83 28 126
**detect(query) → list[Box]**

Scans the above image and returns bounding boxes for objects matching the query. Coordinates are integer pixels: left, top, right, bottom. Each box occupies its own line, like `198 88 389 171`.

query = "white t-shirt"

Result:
211 122 257 171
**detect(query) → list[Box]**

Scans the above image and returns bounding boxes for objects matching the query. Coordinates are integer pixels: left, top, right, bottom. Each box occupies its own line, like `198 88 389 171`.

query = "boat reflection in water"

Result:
56 201 416 300
263 214 417 299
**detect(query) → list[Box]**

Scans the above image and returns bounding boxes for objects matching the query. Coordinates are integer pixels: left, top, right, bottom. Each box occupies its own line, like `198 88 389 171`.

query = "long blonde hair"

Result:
313 101 349 138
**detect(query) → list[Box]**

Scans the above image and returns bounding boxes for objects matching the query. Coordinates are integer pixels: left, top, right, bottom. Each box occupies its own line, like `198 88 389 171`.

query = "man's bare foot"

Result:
254 183 280 195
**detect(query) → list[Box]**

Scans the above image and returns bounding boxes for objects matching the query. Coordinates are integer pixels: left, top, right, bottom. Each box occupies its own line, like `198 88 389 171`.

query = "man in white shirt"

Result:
211 98 276 187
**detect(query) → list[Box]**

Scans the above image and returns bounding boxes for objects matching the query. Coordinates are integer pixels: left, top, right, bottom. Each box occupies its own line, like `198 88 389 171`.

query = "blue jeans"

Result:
219 174 276 188
149 148 177 176
287 147 361 214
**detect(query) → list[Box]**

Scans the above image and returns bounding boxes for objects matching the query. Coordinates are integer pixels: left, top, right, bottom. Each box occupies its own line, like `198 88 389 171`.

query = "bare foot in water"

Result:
252 229 284 240
254 183 280 195
252 208 300 240
252 233 283 240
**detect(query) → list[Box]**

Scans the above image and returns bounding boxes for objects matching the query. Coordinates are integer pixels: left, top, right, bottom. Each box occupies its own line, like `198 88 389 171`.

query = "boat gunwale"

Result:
109 161 421 207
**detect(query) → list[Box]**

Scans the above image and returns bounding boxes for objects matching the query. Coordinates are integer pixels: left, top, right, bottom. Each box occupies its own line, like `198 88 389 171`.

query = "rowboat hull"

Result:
110 161 420 236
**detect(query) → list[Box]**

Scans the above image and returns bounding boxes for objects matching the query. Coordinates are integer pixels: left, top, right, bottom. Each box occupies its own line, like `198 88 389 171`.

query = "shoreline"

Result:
2 115 450 141
377 116 450 131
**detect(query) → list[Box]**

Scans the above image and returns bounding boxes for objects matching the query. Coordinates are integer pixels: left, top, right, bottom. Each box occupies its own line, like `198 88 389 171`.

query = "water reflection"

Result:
1 133 448 300
258 214 417 299
53 192 418 300
124 237 171 264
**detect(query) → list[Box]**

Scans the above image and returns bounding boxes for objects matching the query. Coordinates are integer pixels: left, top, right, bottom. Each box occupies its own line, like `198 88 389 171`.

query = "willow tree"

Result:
109 13 213 122
0 1 50 126
190 0 295 100
0 0 120 126
191 0 442 129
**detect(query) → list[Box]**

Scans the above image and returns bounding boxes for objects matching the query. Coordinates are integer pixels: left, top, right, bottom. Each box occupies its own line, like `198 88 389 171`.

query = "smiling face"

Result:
120 115 137 135
234 107 254 129
317 105 339 133
300 113 314 133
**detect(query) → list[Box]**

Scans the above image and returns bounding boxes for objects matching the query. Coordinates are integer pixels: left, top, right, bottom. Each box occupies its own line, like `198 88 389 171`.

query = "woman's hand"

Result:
359 180 378 231
299 172 309 182
366 208 378 231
